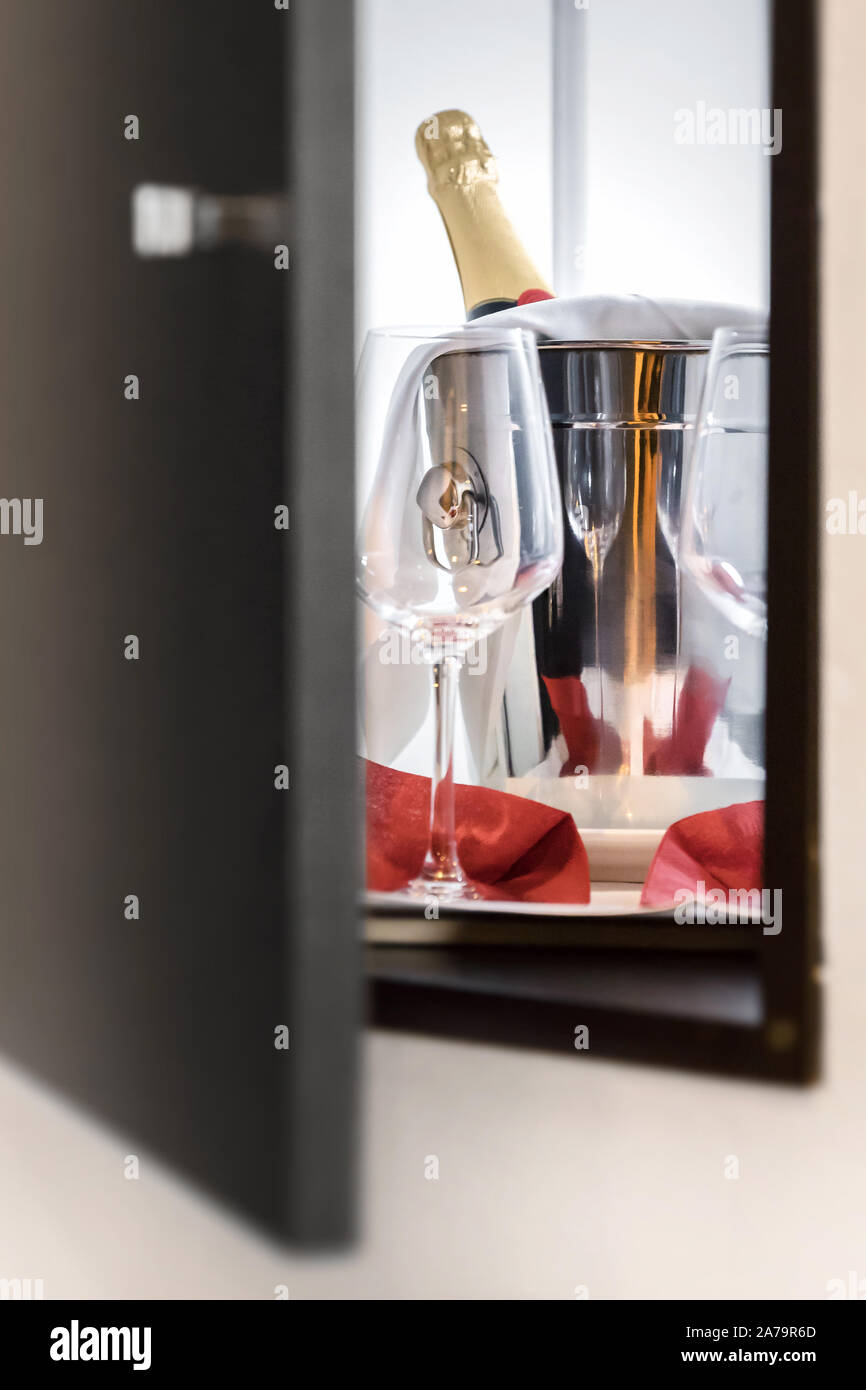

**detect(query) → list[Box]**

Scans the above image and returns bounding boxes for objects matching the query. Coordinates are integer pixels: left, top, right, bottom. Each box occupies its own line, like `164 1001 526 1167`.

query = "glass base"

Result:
405 873 482 904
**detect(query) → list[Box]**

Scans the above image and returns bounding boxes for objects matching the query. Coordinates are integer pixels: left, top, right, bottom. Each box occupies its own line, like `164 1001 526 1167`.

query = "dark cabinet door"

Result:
0 0 357 1244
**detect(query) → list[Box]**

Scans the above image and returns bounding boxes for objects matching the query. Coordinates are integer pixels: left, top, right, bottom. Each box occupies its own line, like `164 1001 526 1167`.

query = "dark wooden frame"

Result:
366 0 821 1083
285 0 359 1243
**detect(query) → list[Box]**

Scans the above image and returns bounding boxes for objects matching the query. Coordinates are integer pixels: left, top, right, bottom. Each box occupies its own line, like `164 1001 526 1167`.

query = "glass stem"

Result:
420 656 464 888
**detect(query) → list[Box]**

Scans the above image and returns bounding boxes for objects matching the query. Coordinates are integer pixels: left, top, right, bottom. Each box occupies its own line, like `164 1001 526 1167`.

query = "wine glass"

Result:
564 429 626 725
680 326 769 641
356 325 563 902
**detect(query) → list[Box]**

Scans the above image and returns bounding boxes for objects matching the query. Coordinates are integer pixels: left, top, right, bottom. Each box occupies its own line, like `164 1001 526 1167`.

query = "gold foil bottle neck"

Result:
414 107 553 313
415 109 499 193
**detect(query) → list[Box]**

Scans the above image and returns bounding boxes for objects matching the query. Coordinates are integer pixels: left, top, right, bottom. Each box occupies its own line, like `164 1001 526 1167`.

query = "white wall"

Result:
569 0 771 307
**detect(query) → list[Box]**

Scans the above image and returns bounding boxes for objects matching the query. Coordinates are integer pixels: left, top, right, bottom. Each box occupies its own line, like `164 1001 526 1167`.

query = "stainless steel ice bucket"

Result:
501 340 711 795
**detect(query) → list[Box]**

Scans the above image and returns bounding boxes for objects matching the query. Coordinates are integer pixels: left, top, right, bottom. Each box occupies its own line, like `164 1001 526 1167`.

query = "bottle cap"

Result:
415 109 498 192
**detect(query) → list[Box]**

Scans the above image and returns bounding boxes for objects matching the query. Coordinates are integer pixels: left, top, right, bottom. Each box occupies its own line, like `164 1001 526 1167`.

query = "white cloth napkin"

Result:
475 293 767 342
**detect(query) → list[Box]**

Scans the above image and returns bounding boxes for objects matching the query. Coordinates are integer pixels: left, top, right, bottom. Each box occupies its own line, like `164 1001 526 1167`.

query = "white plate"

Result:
366 883 668 918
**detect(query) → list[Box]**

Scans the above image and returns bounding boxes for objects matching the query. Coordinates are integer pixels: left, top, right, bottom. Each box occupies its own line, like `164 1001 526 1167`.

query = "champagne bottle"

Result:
415 109 554 319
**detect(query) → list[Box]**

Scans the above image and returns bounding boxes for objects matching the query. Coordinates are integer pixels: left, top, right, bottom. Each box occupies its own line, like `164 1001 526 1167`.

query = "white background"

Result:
572 0 771 305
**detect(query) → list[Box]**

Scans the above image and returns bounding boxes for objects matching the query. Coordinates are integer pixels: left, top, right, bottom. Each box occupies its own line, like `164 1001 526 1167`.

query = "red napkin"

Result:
643 665 730 775
365 758 590 903
542 674 623 776
641 800 764 908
